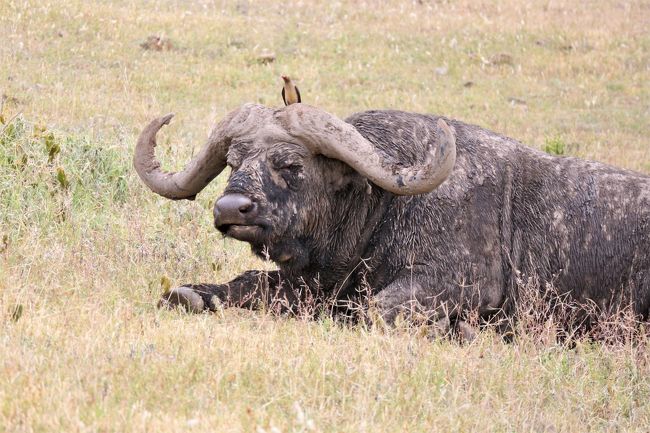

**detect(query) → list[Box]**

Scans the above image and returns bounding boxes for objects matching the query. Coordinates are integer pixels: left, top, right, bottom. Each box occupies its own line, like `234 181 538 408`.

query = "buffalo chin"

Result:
250 238 310 271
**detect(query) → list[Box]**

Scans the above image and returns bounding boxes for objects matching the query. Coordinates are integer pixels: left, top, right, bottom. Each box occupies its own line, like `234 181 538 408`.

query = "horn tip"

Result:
161 113 175 125
436 118 455 140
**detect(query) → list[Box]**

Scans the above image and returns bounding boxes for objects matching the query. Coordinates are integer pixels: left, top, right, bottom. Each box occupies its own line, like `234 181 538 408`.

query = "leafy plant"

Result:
544 136 567 156
44 132 61 162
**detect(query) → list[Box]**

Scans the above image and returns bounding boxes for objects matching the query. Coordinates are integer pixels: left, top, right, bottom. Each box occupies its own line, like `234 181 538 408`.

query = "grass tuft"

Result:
543 136 567 156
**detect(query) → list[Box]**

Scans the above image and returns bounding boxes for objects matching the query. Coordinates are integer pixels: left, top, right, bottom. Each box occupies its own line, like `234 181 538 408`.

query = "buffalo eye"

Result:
271 160 303 190
277 163 302 173
270 156 303 174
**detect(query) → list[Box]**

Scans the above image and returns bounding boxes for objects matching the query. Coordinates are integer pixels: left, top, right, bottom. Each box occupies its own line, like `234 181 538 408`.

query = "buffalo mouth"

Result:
217 223 266 243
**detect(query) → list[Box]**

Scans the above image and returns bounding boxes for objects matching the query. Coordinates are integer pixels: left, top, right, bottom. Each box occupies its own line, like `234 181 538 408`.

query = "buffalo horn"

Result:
133 107 247 200
279 104 456 195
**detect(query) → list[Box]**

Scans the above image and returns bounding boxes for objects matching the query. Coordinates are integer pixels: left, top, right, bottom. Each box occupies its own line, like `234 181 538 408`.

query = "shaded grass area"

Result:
1 0 649 431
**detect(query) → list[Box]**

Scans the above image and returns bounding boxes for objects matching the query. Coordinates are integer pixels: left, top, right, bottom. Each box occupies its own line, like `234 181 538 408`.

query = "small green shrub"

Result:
544 136 567 156
0 116 131 232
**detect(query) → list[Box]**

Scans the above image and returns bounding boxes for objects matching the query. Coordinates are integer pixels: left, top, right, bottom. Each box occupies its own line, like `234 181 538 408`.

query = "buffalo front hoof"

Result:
158 287 205 313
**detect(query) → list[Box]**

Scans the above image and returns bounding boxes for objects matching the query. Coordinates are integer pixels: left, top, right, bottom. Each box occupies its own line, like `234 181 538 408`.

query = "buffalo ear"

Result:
330 173 358 191
324 158 363 192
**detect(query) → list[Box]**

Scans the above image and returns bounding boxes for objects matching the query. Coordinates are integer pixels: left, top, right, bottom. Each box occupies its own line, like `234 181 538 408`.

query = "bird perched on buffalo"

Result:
281 75 301 106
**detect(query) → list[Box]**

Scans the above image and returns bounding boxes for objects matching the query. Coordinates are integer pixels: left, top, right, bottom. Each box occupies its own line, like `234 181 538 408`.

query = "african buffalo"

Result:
134 103 650 333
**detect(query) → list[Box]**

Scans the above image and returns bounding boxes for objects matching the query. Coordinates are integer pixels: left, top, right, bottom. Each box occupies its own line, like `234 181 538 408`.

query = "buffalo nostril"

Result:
214 193 258 227
239 201 256 214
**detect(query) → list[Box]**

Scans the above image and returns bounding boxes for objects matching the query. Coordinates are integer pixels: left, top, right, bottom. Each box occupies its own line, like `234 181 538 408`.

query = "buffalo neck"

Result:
279 181 392 296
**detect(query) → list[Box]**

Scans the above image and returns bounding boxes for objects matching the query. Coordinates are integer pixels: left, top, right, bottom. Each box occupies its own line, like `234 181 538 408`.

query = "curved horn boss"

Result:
278 104 456 195
135 103 456 200
134 104 263 200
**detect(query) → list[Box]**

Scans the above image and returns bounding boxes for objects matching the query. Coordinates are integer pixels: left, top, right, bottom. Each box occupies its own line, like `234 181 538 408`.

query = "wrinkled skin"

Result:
161 110 650 334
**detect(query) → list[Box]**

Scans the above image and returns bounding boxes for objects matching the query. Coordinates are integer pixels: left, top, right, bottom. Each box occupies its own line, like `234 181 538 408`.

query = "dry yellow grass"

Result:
1 0 649 432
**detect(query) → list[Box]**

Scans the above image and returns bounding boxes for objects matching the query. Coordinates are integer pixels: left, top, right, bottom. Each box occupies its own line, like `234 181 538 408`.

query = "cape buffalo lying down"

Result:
135 103 650 333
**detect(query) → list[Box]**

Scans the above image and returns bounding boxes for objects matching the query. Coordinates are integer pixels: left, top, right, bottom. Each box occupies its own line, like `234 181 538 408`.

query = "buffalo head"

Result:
134 104 456 268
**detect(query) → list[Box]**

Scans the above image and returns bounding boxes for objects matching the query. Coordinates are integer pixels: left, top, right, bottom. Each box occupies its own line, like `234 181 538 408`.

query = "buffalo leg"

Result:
371 276 479 340
371 277 450 323
158 270 294 313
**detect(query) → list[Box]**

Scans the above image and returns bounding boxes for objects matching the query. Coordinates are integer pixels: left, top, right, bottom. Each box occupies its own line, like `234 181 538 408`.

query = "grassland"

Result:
1 0 649 431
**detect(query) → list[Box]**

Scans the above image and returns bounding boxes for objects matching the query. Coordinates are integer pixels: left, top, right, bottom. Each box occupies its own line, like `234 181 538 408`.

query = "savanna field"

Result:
1 0 649 431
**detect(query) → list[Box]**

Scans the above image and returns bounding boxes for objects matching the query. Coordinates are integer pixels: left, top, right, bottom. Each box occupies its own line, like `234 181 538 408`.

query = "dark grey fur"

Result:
162 110 650 330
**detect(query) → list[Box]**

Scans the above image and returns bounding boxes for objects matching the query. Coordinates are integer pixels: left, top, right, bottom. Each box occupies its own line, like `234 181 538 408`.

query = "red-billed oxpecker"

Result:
281 75 301 106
